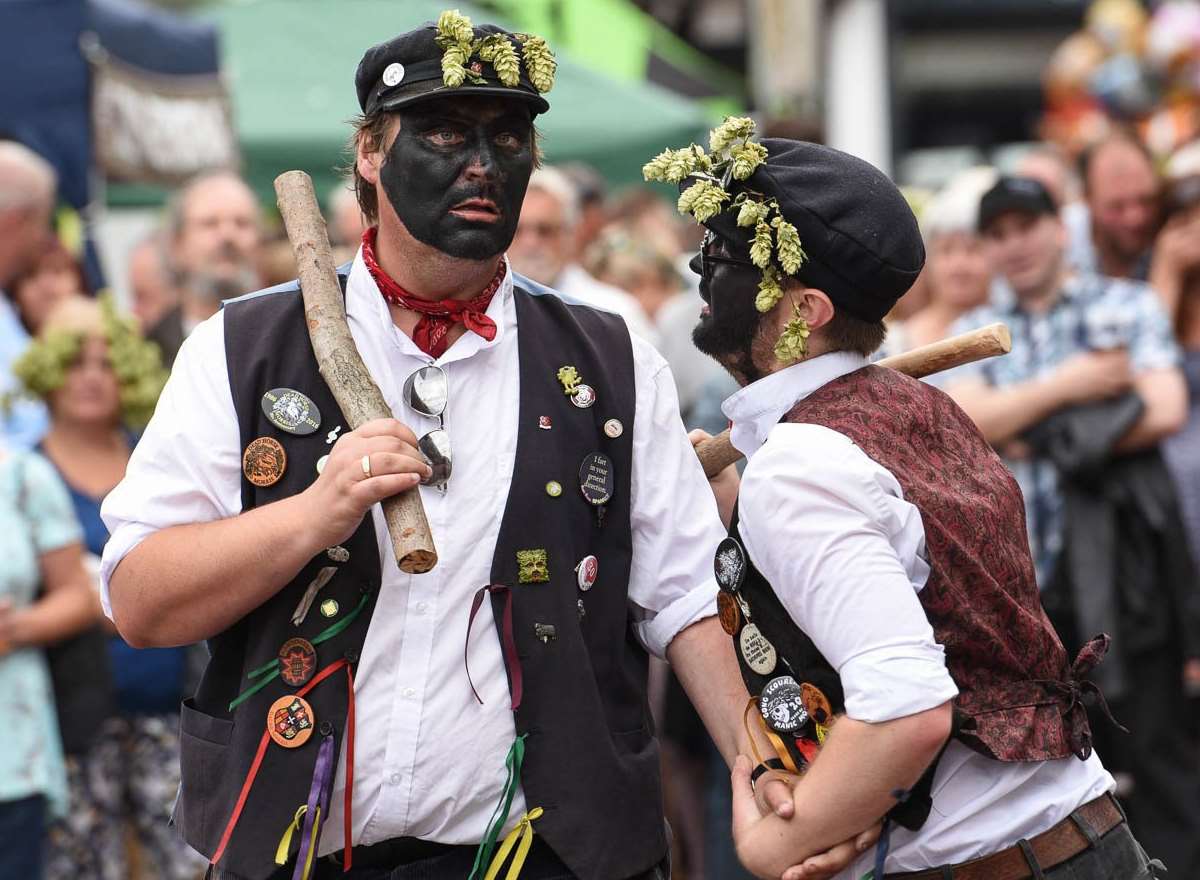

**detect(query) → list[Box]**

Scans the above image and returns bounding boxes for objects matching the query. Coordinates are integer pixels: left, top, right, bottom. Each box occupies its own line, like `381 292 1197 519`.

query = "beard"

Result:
692 277 767 385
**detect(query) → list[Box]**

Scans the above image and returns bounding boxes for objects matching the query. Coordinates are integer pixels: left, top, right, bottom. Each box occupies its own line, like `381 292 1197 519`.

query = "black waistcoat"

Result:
174 270 666 880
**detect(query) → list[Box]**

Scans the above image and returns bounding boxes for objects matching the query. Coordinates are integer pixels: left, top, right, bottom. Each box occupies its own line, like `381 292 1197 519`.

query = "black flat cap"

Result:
698 139 924 323
356 22 550 116
977 176 1057 232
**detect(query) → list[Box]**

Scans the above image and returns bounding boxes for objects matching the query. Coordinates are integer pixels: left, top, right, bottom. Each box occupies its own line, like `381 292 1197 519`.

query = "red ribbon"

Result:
361 227 504 359
465 585 522 711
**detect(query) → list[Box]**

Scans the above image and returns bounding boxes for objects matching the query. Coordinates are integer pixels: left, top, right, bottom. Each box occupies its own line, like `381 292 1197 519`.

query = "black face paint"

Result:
380 96 535 260
690 235 767 384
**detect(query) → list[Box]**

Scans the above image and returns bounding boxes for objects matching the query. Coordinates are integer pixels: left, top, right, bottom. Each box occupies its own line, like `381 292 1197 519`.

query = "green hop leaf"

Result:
755 266 784 313
730 142 768 181
774 218 806 275
750 219 773 269
709 116 757 155
518 34 556 93
774 307 811 363
678 180 729 223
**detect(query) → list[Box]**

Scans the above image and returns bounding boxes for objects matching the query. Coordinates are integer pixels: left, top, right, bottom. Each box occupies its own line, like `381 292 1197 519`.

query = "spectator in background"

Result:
0 441 100 880
887 167 996 353
508 166 658 344
1070 133 1161 280
126 233 176 333
148 169 263 367
6 236 90 337
327 180 368 261
1017 142 1092 271
1152 140 1200 568
11 296 202 880
943 176 1200 875
583 225 683 324
0 141 56 449
560 161 609 259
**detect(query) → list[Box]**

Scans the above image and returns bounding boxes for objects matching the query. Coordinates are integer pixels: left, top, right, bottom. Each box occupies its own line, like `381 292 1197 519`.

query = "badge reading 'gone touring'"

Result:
714 536 747 594
261 388 321 435
760 675 808 733
243 437 287 487
739 623 777 675
578 453 614 506
268 695 314 748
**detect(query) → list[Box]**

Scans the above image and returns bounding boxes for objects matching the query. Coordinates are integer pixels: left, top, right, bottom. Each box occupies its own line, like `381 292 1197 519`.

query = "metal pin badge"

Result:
557 365 596 409
603 419 623 439
268 695 314 749
243 437 287 487
713 536 747 594
575 555 598 591
278 637 317 687
382 62 405 87
320 598 339 618
717 591 742 635
578 453 614 506
261 388 321 436
326 545 350 563
538 416 553 430
739 623 777 675
534 623 557 644
325 425 342 445
517 549 550 584
760 676 808 733
545 480 563 498
316 454 329 475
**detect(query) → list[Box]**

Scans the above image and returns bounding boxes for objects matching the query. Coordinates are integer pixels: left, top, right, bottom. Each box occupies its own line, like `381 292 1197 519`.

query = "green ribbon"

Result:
468 734 528 880
228 592 370 711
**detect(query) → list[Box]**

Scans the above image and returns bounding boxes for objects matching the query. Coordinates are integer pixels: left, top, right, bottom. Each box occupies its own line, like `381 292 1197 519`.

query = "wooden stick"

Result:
694 322 1012 478
274 171 438 574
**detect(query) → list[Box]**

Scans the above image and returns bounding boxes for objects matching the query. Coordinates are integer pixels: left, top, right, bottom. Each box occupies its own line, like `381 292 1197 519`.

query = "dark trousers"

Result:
0 794 46 880
1038 823 1161 879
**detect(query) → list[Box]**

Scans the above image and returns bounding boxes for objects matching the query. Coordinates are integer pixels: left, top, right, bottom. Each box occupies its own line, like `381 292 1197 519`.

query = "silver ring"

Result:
361 454 372 478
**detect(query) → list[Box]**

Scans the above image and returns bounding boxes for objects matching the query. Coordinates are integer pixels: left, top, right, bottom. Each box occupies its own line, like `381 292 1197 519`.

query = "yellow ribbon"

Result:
483 807 544 880
275 805 307 865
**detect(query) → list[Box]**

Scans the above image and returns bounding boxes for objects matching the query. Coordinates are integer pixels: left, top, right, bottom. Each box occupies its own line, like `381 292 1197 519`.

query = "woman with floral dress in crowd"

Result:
13 295 206 879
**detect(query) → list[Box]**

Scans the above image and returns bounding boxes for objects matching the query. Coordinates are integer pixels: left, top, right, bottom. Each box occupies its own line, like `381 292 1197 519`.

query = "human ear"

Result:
796 288 835 332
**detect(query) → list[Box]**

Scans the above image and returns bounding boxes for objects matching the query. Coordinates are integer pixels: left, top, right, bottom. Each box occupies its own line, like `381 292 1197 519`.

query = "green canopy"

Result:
155 0 715 207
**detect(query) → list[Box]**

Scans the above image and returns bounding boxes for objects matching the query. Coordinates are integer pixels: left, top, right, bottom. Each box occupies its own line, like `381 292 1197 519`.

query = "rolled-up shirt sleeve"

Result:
627 342 725 658
737 424 958 723
99 311 243 618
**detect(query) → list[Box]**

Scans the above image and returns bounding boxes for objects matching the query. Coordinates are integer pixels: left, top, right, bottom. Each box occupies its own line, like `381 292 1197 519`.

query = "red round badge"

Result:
278 637 317 688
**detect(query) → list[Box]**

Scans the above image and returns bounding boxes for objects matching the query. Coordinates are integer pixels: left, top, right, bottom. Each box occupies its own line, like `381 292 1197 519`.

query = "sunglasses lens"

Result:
418 429 452 488
404 365 448 418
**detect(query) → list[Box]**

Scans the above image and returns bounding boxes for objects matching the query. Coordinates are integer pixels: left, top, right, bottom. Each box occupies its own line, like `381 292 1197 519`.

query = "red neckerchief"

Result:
361 227 504 358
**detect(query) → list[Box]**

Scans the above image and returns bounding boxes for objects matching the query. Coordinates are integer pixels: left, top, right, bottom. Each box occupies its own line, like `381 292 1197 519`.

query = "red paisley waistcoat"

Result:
786 365 1105 762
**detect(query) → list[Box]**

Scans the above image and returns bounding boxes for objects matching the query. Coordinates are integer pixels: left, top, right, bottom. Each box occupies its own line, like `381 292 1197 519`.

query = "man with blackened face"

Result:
100 12 806 880
652 129 1144 879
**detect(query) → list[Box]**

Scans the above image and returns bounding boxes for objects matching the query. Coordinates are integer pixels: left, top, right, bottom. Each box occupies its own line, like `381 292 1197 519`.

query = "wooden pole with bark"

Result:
275 170 438 573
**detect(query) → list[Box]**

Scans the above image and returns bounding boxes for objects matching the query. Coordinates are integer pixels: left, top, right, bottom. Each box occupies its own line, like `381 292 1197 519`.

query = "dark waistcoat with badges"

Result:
176 269 666 880
725 366 1103 785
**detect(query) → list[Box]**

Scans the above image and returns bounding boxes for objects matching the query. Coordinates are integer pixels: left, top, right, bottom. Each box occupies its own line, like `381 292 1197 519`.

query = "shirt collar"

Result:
721 350 869 458
348 247 514 365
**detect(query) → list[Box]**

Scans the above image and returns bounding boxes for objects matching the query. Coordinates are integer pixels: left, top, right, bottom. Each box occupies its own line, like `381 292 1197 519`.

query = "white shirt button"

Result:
415 601 428 615
402 687 416 699
390 772 402 786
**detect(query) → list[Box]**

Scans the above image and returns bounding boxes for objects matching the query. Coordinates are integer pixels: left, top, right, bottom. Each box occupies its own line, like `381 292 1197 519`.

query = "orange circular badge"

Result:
800 682 833 727
243 437 287 487
267 695 314 748
717 591 742 635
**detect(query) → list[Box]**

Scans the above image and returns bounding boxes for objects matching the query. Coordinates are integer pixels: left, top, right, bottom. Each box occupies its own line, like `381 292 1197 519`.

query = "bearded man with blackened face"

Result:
96 12 834 880
652 126 1158 879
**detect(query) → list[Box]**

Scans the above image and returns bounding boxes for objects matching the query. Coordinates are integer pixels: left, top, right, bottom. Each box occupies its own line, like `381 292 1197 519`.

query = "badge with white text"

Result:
739 623 777 675
261 388 321 436
578 453 614 506
713 536 747 594
243 437 287 487
717 591 742 635
278 637 317 687
576 555 599 591
760 675 808 733
268 695 314 748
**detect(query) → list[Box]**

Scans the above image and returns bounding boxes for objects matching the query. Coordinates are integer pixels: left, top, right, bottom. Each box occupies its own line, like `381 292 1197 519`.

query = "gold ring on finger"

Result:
361 454 372 478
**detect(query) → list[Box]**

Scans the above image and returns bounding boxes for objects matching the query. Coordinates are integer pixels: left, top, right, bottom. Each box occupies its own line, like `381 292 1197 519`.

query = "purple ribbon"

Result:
292 732 336 880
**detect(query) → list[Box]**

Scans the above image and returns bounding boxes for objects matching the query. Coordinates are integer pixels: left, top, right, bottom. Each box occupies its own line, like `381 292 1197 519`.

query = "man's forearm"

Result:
738 704 953 878
108 493 331 647
668 615 755 765
947 380 1068 446
1112 368 1188 454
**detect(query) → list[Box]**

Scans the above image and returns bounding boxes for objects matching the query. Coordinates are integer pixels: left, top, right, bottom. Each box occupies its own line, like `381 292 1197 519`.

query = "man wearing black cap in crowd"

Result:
93 11 885 880
943 176 1200 876
644 124 1160 879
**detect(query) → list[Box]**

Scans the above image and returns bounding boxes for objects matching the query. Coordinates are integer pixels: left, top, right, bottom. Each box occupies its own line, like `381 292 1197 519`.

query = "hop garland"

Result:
644 115 807 314
9 295 167 429
433 10 556 94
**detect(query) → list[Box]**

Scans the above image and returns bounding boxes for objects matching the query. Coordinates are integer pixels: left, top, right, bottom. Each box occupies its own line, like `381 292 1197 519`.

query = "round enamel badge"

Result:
713 536 747 594
739 623 777 675
267 695 314 749
759 675 808 733
717 591 742 635
243 437 287 487
277 637 317 688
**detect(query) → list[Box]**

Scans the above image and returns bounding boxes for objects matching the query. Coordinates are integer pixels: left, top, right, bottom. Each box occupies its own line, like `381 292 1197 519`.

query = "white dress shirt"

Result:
100 251 724 854
724 351 1113 879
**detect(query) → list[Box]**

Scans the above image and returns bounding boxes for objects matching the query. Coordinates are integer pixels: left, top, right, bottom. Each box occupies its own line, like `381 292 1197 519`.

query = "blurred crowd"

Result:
2 92 1200 880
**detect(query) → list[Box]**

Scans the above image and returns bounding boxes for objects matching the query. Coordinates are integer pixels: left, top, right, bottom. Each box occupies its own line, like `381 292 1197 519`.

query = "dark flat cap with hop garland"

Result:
356 9 555 116
645 121 924 324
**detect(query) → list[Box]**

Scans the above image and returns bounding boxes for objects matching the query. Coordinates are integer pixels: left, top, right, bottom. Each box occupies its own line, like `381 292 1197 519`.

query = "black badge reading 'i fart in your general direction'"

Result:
579 453 614 506
261 388 321 436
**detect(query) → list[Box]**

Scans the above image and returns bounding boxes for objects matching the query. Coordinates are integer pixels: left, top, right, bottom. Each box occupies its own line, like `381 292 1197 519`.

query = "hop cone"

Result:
709 116 756 155
774 312 810 363
519 35 556 93
773 218 806 275
442 44 468 88
735 197 769 228
642 150 674 182
730 142 768 181
755 267 784 313
750 220 773 269
480 36 520 87
679 180 729 223
437 9 475 45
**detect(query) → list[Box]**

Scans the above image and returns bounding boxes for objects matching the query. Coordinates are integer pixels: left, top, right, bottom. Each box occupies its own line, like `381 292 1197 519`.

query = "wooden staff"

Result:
694 322 1012 478
274 170 438 574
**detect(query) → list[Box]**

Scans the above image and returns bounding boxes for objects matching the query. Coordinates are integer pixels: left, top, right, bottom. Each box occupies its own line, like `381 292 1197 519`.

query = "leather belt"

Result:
886 793 1124 880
